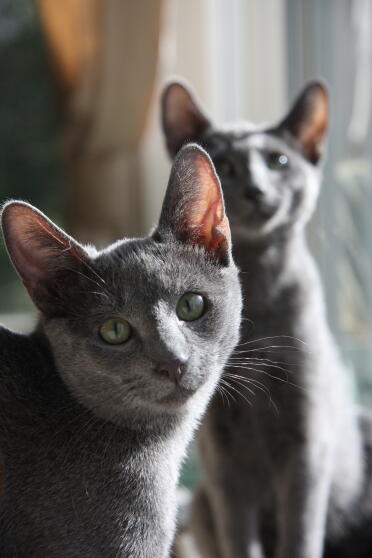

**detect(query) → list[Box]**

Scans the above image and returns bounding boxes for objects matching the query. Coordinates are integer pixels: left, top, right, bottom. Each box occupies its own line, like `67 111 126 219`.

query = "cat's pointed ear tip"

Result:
177 142 209 159
305 80 329 103
1 200 35 226
176 142 218 176
161 77 192 101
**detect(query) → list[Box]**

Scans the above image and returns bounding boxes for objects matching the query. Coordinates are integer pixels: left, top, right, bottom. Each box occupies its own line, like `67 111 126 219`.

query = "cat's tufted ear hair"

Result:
161 80 211 157
156 144 231 266
1 201 89 315
277 81 329 164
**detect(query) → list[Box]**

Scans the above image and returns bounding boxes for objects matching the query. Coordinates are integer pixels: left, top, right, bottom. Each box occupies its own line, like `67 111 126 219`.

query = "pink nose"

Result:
156 360 184 384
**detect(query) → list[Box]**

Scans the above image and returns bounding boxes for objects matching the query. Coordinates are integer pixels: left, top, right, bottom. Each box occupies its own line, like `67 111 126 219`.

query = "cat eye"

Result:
214 158 235 179
100 318 132 344
266 151 289 171
177 293 206 322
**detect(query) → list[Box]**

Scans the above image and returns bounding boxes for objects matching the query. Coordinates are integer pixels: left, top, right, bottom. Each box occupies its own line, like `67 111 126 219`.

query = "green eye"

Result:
266 151 289 170
215 158 235 179
100 318 132 344
177 293 206 322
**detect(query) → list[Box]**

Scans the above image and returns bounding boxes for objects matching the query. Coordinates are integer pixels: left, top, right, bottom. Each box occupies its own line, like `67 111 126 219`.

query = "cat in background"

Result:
0 144 242 557
162 80 372 558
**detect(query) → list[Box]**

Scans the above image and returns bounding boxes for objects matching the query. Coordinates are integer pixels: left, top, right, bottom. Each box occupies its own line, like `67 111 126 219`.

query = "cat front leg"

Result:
276 445 334 558
190 486 222 558
206 485 265 558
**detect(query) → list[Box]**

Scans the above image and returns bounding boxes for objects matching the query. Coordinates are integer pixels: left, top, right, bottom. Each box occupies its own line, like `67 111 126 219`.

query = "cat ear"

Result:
1 201 89 314
277 81 329 164
161 80 211 157
157 144 231 266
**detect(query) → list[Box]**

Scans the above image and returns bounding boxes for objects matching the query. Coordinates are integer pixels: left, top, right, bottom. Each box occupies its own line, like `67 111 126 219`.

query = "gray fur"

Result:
162 82 372 558
0 144 242 557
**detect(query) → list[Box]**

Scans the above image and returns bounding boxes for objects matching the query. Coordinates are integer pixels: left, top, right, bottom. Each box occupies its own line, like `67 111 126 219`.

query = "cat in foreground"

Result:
163 81 372 558
0 144 242 557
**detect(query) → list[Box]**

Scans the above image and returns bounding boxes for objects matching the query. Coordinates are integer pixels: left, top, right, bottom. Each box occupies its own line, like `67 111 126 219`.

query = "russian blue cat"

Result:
0 144 242 557
162 81 372 558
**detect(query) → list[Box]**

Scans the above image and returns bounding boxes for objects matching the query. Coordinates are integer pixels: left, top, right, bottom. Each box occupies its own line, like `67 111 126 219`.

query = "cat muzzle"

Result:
155 359 185 385
244 184 264 202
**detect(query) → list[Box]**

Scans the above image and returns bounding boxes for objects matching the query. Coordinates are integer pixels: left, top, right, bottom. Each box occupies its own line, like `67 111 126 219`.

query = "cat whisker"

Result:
241 317 255 324
75 290 112 301
223 372 280 415
223 375 256 398
227 377 279 416
236 335 308 348
228 362 289 382
227 359 294 378
229 355 299 369
220 377 254 406
64 244 107 287
81 259 107 286
216 382 232 408
224 364 307 393
228 358 291 377
232 348 299 358
66 267 111 295
248 380 280 415
219 379 239 406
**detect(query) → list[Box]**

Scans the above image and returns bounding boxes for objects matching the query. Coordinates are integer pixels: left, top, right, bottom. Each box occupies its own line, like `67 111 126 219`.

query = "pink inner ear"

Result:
162 83 210 153
167 85 191 125
186 153 231 253
301 105 328 150
297 86 328 158
2 202 85 286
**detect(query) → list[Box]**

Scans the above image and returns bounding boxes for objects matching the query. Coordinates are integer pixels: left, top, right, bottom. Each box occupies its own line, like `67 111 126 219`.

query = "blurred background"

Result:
1 0 372 489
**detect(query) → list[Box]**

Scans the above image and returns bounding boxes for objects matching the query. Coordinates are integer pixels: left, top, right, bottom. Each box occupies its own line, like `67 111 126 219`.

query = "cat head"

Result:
1 145 241 427
162 79 329 242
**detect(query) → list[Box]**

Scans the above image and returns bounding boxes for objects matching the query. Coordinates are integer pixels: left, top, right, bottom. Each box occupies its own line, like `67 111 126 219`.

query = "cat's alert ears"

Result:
279 81 329 164
1 201 88 313
161 80 210 157
157 144 231 266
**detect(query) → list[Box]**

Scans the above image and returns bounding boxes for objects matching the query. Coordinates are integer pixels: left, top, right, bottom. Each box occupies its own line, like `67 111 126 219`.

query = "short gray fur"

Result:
0 144 242 557
162 81 372 558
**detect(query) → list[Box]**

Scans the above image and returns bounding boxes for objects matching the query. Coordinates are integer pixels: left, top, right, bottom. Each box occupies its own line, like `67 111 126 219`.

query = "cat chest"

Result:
204 392 306 471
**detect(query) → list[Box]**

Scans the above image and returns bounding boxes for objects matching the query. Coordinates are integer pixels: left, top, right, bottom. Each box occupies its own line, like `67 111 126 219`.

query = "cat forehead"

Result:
94 238 228 299
204 127 294 157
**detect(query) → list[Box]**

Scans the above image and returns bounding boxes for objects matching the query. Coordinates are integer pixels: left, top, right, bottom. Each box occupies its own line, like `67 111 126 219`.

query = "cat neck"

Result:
232 224 323 324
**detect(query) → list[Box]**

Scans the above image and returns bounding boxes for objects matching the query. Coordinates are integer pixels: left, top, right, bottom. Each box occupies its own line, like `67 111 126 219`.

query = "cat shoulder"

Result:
0 324 33 371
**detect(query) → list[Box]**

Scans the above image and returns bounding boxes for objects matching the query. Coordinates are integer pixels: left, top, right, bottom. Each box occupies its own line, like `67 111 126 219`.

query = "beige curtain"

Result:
38 0 163 245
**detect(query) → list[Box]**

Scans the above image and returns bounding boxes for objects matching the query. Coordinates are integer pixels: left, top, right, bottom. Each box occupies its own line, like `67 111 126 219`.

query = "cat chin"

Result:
153 371 220 418
76 397 185 429
157 385 198 407
71 381 204 428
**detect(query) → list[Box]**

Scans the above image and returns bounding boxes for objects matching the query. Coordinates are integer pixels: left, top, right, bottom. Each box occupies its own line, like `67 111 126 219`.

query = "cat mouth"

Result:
158 384 197 405
234 200 278 226
152 364 199 403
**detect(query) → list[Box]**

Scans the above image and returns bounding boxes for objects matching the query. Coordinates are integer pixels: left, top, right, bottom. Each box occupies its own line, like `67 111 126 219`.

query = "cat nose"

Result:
155 359 185 385
245 184 264 202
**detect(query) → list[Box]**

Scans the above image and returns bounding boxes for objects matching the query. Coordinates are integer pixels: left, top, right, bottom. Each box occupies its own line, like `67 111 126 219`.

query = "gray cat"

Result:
0 144 242 557
162 81 372 558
